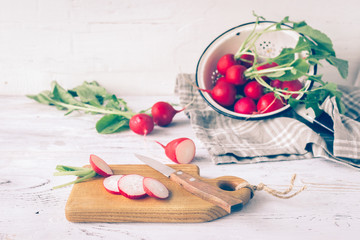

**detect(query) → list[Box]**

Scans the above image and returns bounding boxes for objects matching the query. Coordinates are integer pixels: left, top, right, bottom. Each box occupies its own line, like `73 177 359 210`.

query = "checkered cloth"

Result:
175 73 360 168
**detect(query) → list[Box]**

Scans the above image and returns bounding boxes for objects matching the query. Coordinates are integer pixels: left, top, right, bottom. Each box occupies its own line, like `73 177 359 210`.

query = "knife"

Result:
134 153 247 214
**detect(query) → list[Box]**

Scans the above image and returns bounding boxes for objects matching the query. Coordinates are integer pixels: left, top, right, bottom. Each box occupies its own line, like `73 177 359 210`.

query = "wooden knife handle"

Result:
169 170 244 213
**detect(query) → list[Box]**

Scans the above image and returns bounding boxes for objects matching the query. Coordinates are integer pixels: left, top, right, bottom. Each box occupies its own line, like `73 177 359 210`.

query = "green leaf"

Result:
51 81 83 107
28 81 134 134
27 90 53 105
308 74 325 85
288 97 299 109
302 82 344 117
326 56 349 79
292 21 335 56
273 48 295 65
71 81 110 106
275 58 310 81
294 36 312 52
105 95 129 111
95 114 129 134
273 37 311 66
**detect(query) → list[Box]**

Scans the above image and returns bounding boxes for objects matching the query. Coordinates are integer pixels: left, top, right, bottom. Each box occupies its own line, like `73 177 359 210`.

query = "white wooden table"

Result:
1 95 359 240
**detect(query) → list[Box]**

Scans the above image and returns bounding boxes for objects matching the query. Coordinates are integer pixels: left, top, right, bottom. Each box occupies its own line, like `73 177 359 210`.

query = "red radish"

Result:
270 79 282 89
239 54 254 68
256 62 279 82
156 137 196 164
257 92 285 113
225 65 247 85
281 79 303 98
151 101 183 127
217 54 236 75
200 81 236 107
129 113 154 135
215 76 227 85
256 62 278 71
244 81 264 100
89 154 113 177
234 97 257 114
118 174 147 199
103 175 123 195
143 177 169 199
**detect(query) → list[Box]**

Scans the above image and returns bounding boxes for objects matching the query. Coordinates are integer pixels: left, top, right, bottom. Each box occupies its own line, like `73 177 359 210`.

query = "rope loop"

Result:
236 174 307 199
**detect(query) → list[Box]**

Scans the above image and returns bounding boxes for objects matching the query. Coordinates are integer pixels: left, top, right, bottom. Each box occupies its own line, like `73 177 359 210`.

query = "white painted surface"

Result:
0 0 359 96
1 95 360 239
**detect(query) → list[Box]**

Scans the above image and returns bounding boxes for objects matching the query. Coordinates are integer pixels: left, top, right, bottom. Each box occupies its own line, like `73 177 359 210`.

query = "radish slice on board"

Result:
103 175 123 195
89 154 113 177
143 177 169 199
118 174 147 199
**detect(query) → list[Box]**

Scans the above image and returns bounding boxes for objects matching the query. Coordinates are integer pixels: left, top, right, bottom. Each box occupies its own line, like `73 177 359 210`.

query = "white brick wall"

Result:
0 0 359 96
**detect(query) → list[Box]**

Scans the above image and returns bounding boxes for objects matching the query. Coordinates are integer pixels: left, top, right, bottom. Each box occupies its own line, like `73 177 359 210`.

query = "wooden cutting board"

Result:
65 164 252 223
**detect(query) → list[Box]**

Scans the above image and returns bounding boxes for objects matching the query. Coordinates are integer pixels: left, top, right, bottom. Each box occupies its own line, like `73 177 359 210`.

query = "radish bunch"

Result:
205 53 304 115
129 101 188 136
103 174 169 200
201 13 350 118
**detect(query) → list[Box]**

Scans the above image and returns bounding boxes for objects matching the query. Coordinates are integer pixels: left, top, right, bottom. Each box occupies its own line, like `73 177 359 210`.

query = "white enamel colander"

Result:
195 21 316 119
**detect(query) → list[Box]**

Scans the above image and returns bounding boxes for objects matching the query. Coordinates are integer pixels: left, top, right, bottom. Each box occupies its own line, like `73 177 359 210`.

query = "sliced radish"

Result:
89 154 113 177
118 174 147 199
143 177 169 199
103 175 123 195
173 138 196 164
156 138 196 164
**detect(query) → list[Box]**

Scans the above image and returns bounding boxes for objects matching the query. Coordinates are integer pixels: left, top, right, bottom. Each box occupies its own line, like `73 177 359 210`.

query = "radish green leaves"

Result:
237 13 349 116
27 81 136 134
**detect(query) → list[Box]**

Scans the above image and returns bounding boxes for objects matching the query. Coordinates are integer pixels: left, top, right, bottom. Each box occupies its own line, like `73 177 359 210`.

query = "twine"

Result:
235 174 307 199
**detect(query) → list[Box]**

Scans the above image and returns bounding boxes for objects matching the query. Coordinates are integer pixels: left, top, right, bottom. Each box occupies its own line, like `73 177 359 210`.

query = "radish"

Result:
257 92 285 113
270 79 282 89
103 175 123 195
143 177 169 199
129 113 154 135
118 174 147 199
156 137 196 164
89 154 113 177
200 81 237 107
211 81 237 106
217 54 236 75
151 101 183 127
225 65 247 85
215 76 227 84
256 62 278 71
281 79 303 98
238 54 254 68
234 97 257 114
256 62 279 82
244 81 264 100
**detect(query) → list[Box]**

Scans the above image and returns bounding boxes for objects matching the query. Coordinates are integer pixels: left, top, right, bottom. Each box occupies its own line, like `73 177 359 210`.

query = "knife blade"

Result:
134 153 244 213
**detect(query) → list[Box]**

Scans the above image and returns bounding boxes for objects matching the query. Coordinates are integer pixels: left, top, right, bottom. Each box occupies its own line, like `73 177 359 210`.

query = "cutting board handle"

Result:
169 171 252 213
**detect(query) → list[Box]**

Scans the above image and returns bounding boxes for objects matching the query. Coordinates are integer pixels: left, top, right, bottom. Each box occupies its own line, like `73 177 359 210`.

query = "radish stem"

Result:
53 171 97 189
53 169 93 177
